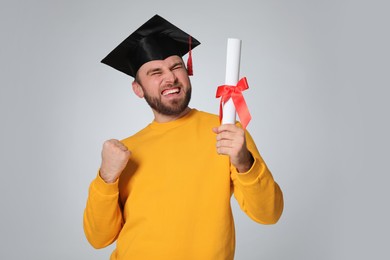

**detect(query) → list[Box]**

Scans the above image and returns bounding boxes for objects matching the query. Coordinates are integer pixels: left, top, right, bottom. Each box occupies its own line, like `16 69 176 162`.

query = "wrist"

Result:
99 169 118 184
235 153 254 173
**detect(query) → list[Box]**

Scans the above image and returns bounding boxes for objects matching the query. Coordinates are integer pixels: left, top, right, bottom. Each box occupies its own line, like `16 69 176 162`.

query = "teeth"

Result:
162 88 180 96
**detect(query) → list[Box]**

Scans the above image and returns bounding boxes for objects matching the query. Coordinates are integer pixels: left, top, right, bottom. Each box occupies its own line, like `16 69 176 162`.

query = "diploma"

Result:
222 38 241 125
216 38 251 129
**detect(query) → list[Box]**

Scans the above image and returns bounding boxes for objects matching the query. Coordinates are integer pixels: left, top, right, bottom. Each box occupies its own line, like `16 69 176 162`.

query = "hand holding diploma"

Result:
214 38 254 172
213 124 254 173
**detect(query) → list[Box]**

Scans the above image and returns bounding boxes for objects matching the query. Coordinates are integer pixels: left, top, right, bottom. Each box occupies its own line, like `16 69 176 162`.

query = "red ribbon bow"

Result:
216 77 252 129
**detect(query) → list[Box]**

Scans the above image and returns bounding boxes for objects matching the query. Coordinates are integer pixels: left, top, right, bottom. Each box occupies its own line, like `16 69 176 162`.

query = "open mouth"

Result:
161 87 180 96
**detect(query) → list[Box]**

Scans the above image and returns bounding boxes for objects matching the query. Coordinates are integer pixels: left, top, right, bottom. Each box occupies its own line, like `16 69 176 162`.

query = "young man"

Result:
84 14 283 260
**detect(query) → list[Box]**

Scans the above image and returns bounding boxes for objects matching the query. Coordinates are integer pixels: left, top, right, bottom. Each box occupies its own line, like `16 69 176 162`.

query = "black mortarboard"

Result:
101 14 201 78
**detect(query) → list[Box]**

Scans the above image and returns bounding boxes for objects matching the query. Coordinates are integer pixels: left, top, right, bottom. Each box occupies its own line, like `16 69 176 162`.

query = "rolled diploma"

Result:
222 38 241 125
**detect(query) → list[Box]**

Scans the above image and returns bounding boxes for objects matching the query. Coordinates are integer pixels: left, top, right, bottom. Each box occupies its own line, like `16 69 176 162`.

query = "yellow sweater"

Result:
84 109 283 260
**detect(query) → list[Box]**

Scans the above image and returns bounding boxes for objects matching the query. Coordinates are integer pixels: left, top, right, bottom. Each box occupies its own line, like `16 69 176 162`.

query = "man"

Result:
83 14 283 260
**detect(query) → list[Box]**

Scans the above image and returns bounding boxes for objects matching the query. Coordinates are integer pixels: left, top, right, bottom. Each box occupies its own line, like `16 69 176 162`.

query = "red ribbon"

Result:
216 77 252 129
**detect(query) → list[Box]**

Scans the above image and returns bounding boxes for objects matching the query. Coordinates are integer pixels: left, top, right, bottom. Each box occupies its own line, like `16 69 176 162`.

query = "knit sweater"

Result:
83 109 283 259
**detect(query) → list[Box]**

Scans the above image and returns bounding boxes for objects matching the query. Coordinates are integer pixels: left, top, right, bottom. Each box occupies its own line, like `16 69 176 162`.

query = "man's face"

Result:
133 55 192 117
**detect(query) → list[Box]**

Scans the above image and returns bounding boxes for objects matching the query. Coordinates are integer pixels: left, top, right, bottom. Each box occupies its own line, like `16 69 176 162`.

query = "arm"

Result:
83 139 131 248
231 130 283 224
83 174 123 248
214 124 283 224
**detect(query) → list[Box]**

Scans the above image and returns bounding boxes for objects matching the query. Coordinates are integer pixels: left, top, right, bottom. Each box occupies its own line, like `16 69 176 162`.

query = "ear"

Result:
132 80 144 98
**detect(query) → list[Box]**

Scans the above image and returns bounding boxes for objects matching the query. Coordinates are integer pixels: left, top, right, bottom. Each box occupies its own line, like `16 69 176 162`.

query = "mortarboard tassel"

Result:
187 36 193 76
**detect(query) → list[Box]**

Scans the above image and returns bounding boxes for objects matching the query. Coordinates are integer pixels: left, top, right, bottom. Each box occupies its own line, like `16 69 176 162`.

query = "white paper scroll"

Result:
222 38 242 125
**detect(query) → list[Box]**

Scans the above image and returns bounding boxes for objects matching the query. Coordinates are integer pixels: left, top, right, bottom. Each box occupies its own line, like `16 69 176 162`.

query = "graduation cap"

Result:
101 14 201 78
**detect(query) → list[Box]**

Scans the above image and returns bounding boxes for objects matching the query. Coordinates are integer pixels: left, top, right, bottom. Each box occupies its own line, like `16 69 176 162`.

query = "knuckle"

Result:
104 139 117 148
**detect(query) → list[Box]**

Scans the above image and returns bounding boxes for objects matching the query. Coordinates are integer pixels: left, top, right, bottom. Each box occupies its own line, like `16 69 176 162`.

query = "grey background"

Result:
1 0 389 259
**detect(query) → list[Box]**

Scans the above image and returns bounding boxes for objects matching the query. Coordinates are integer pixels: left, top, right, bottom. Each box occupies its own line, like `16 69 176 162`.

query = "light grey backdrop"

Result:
1 0 389 259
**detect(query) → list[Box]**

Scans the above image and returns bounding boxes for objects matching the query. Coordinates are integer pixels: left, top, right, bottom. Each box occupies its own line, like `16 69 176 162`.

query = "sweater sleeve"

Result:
231 131 284 224
83 172 123 248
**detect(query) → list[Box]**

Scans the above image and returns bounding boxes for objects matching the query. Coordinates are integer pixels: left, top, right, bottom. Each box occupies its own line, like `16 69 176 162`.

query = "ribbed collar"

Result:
147 108 197 131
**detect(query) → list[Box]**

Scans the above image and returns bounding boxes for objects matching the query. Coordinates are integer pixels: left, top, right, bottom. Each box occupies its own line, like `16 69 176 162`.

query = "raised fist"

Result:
99 139 131 183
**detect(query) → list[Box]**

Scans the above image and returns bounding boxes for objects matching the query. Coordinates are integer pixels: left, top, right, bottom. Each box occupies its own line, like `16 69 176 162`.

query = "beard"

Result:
142 86 192 116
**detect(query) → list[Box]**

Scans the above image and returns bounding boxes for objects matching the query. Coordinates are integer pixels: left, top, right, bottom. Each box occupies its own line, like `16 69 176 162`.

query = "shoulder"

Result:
120 124 152 147
192 109 219 123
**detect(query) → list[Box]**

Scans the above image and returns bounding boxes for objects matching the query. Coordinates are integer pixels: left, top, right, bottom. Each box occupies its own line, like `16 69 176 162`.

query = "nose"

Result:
164 70 177 85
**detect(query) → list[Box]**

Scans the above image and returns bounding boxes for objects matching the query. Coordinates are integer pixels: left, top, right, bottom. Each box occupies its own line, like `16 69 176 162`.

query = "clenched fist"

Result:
99 139 131 183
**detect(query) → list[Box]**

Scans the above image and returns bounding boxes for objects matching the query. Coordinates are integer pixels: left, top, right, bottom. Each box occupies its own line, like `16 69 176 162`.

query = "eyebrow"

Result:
146 61 184 76
146 67 162 76
169 62 183 70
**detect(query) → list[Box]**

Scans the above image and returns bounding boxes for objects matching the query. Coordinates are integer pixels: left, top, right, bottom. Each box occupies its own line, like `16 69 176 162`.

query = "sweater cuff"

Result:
92 171 119 196
234 157 263 184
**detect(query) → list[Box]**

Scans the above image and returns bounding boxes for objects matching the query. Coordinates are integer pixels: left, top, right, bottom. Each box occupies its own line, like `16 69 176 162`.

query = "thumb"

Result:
124 149 132 157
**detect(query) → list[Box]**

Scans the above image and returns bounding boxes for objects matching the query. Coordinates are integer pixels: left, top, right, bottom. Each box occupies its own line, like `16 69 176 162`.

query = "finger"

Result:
104 140 129 153
216 146 230 155
218 128 243 141
216 139 234 149
216 131 235 141
123 150 132 159
117 143 129 151
217 124 239 133
111 140 128 151
105 139 121 147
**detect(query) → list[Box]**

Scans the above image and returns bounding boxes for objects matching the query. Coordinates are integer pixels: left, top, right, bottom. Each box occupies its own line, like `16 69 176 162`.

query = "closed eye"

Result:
147 68 163 76
171 62 183 70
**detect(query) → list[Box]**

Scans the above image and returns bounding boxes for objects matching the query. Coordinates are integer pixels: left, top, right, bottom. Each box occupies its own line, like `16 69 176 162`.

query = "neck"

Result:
152 107 192 123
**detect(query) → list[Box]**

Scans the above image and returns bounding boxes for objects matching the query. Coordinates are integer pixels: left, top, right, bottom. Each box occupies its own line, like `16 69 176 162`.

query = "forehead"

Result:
138 55 183 73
